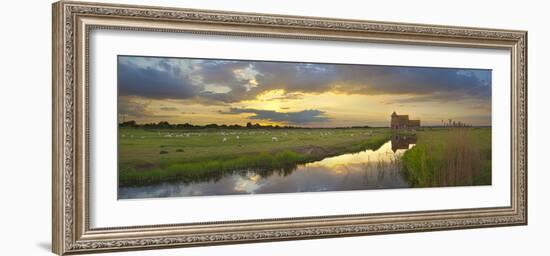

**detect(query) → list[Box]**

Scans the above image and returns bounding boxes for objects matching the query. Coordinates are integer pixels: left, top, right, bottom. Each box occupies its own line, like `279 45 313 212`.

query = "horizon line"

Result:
119 121 491 129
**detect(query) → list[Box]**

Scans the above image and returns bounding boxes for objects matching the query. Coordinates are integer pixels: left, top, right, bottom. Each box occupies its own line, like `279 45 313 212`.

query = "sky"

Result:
118 56 492 127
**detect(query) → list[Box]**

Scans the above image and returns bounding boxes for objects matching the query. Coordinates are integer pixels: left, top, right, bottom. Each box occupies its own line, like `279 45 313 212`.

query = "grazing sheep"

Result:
222 137 227 142
236 135 240 140
272 137 279 142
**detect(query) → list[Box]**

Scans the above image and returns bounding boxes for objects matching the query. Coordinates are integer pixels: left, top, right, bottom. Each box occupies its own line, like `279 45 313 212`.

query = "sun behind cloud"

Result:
117 55 492 127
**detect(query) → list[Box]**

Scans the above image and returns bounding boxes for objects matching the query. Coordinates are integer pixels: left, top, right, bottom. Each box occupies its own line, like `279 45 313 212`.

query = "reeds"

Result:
439 128 481 186
402 128 491 187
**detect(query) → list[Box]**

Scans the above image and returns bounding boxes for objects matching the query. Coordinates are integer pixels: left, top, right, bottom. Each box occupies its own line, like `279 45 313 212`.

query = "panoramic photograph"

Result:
117 55 492 199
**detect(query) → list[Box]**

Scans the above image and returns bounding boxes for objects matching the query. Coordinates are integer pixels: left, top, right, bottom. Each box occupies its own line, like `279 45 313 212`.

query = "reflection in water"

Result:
391 135 417 153
119 138 417 199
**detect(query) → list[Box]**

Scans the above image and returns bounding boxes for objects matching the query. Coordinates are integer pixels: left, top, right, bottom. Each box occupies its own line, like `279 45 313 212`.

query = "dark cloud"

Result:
118 57 257 103
251 63 491 103
118 56 491 104
251 62 337 94
199 60 250 87
221 108 329 124
118 57 201 100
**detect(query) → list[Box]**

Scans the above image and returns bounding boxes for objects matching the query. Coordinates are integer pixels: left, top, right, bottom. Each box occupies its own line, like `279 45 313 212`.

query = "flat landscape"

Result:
116 56 493 198
118 127 491 191
118 127 391 186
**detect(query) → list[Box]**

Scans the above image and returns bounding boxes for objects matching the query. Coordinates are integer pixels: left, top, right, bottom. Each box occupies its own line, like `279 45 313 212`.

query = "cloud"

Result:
118 56 259 103
118 96 183 122
118 97 151 118
250 62 337 94
221 108 329 124
118 56 492 105
251 63 491 103
118 57 201 100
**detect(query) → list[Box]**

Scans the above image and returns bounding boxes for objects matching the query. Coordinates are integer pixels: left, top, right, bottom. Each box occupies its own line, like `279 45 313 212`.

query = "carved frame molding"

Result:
52 1 527 255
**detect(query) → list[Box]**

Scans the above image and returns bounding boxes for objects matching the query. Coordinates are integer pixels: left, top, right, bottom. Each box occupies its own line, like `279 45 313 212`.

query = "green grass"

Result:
118 127 391 186
401 127 491 187
119 127 492 188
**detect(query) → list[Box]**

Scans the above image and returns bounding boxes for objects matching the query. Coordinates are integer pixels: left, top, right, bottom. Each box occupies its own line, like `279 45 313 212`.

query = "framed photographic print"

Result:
52 1 527 255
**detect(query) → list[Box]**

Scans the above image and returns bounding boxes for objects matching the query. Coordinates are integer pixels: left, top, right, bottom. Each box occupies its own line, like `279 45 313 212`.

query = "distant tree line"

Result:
441 119 472 128
119 120 371 129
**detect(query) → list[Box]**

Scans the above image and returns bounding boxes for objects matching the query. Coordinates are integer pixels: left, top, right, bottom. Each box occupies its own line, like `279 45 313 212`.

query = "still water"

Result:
119 138 416 199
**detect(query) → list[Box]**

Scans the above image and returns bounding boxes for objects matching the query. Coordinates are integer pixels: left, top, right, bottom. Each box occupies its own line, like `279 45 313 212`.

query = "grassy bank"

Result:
119 127 391 186
401 127 491 187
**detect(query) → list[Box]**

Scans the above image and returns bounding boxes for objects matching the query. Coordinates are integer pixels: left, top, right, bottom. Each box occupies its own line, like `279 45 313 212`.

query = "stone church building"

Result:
390 111 421 129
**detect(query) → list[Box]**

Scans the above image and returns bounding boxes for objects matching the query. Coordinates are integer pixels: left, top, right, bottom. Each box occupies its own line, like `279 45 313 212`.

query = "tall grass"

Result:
401 128 491 187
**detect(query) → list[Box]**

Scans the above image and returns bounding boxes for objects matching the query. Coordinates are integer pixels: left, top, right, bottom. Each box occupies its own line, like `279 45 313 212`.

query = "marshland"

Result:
118 125 491 199
116 56 493 199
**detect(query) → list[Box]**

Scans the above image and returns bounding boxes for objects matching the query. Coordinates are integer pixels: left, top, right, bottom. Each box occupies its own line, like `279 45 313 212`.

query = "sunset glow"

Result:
118 56 492 127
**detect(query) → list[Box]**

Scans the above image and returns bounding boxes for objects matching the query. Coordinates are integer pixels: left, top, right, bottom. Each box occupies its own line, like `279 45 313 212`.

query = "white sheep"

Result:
222 137 227 142
236 135 240 140
272 137 279 142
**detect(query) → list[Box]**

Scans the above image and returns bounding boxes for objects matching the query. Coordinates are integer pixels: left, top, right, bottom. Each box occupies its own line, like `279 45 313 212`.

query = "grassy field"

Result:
401 127 492 187
118 126 492 188
118 127 391 186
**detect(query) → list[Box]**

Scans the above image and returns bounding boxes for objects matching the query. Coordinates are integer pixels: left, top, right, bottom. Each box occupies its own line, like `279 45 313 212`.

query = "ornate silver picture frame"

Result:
52 1 527 255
